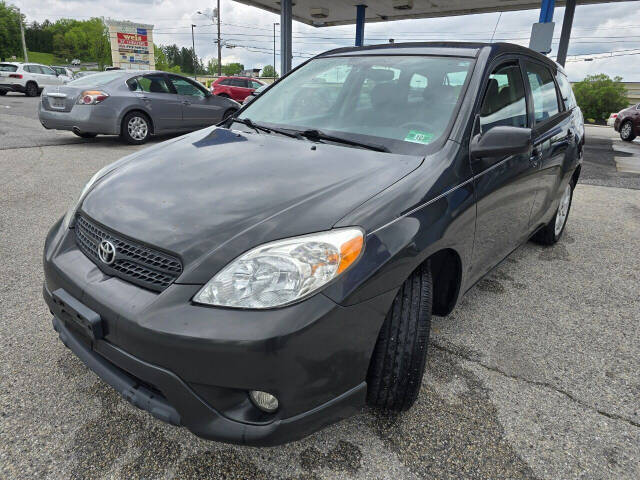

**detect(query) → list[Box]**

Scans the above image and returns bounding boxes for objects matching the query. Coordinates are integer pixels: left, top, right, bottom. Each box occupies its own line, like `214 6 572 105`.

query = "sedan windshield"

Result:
239 55 473 149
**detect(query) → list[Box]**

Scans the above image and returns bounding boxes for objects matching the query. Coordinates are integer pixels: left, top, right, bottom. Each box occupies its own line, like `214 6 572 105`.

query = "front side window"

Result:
525 62 560 123
170 76 206 97
250 80 263 89
479 63 527 133
241 55 473 148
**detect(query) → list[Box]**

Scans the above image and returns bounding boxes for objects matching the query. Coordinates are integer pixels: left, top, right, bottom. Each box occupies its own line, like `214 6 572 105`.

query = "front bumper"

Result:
43 219 394 445
38 101 120 135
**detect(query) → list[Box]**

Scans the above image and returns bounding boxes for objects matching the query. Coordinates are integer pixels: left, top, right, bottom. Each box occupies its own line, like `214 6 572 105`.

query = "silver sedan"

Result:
38 70 240 144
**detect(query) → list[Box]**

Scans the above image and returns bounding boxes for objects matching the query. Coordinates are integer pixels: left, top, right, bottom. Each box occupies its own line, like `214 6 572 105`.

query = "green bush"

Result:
573 74 628 122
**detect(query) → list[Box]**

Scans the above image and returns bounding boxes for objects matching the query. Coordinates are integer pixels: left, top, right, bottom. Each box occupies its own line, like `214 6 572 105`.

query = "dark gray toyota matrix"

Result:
43 42 584 445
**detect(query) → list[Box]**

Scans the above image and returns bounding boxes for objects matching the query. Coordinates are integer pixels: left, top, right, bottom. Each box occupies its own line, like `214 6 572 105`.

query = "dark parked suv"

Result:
614 103 640 142
43 42 583 446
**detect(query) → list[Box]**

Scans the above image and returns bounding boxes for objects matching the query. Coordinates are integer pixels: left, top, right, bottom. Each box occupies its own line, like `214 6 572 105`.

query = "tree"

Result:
573 73 629 123
261 64 278 78
0 1 22 61
206 58 219 75
222 62 244 76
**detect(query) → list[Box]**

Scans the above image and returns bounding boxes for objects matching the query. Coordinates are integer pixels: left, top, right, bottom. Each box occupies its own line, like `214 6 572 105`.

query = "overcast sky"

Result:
10 0 640 81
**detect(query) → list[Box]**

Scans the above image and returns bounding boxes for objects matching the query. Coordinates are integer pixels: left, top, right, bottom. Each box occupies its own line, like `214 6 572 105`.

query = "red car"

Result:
211 76 265 102
613 103 640 142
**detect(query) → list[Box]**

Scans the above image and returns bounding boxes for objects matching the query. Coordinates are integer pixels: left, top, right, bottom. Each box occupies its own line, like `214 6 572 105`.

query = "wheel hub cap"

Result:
554 184 571 236
128 117 148 141
621 123 632 138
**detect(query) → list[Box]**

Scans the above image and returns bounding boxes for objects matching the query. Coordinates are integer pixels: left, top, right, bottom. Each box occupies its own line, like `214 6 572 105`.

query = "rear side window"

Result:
0 64 17 72
230 78 246 87
219 79 232 86
24 65 37 73
555 72 576 110
479 63 528 133
136 74 172 94
524 62 560 123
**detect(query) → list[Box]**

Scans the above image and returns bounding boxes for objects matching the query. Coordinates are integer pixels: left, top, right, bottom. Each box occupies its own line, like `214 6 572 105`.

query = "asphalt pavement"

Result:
1 93 639 479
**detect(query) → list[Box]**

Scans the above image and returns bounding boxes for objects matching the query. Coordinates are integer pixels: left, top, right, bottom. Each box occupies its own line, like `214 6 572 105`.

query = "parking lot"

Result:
1 92 639 479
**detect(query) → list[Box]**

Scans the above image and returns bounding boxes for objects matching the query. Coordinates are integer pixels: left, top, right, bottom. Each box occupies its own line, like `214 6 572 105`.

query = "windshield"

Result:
68 71 124 87
240 55 473 149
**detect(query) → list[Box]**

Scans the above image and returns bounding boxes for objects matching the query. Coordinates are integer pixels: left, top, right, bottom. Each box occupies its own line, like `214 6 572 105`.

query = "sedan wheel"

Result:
25 82 38 97
121 112 150 144
620 121 636 142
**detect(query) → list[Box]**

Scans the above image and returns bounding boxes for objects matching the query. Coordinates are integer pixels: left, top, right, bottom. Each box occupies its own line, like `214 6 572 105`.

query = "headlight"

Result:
193 228 364 309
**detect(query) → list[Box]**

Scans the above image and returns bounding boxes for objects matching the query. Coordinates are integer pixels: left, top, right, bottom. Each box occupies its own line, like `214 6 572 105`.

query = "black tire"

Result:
532 182 574 245
222 108 237 121
25 82 38 97
121 111 151 145
0 90 7 96
619 120 636 142
73 131 98 139
366 263 432 411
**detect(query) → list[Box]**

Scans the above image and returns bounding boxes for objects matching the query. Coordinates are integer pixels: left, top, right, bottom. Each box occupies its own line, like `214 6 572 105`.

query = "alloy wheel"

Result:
621 122 632 139
127 116 148 141
554 184 572 236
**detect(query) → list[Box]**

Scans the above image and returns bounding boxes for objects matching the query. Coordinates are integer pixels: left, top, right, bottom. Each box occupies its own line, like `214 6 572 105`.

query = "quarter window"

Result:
524 62 560 123
555 71 576 110
479 63 528 133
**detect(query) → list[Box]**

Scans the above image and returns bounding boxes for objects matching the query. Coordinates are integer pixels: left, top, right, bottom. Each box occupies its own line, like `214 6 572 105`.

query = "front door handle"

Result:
182 100 191 105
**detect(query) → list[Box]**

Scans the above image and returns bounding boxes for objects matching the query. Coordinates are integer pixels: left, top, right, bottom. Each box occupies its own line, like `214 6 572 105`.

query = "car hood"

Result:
81 127 423 283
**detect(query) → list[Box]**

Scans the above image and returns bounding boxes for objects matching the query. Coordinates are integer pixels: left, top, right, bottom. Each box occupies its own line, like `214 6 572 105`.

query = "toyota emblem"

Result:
98 240 116 265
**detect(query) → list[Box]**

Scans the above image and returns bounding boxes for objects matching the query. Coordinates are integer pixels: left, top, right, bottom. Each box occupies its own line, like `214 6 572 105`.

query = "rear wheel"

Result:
620 120 636 142
121 112 150 145
25 82 38 97
0 90 7 96
532 182 573 245
366 263 432 411
73 131 98 139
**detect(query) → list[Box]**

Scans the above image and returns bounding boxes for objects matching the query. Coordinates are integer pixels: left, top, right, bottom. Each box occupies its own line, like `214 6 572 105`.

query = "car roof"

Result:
318 41 564 74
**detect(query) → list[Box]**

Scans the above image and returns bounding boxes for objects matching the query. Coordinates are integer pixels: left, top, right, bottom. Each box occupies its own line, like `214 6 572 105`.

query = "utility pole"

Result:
273 23 279 77
17 7 28 62
216 0 222 76
191 24 197 81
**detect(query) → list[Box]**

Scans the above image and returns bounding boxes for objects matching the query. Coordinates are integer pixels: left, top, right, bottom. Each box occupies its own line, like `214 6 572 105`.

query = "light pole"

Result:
197 4 222 77
273 22 279 77
191 24 197 80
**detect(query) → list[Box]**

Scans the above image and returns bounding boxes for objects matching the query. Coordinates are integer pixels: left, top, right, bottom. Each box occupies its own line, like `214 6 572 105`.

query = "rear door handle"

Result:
182 100 191 105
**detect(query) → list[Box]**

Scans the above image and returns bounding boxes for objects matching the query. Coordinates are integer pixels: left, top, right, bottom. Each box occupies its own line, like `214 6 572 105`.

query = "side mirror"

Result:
470 126 532 159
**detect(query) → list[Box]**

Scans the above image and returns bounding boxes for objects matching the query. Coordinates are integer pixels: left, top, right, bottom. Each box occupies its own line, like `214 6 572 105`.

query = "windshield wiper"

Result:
298 129 390 153
231 118 300 139
231 117 270 134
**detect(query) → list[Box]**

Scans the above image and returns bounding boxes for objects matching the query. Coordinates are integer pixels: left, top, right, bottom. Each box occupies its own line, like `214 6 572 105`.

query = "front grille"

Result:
74 214 182 292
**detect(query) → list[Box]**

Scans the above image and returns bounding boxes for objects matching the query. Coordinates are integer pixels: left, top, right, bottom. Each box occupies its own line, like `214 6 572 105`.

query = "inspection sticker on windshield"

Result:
405 130 434 144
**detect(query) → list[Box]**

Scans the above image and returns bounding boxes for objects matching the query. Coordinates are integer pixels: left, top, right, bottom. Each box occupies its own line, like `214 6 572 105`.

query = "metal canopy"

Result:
231 0 623 27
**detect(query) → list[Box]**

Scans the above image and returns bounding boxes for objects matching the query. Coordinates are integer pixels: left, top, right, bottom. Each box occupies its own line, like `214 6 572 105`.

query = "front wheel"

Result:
366 263 432 411
532 182 573 245
620 120 636 142
121 112 150 145
222 108 237 122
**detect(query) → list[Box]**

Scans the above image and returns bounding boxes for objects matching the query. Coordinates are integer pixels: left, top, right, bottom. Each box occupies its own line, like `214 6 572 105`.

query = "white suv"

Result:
0 62 65 97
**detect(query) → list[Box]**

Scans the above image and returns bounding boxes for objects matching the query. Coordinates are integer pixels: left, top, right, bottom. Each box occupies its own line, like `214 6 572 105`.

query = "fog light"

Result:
249 390 279 413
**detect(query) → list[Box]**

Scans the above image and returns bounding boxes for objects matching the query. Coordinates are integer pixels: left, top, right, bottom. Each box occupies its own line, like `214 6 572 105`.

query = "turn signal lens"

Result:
78 90 109 105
